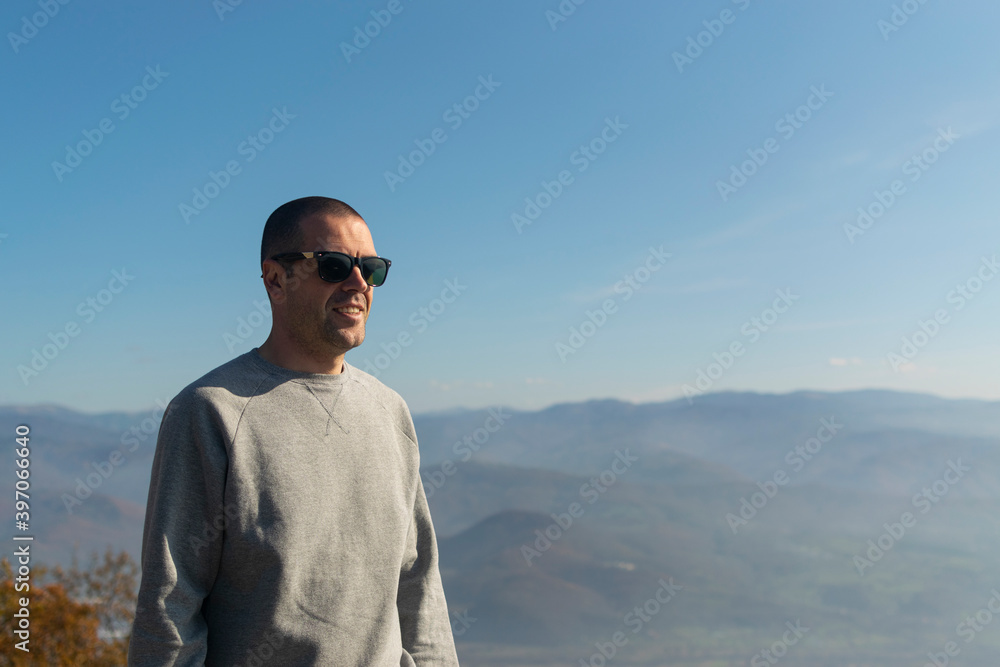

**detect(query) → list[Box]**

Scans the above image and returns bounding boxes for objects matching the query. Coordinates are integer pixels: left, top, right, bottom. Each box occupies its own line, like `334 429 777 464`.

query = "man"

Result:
129 197 460 666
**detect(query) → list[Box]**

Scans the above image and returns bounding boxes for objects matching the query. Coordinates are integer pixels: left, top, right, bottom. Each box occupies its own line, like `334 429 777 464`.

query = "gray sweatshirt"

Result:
128 349 459 666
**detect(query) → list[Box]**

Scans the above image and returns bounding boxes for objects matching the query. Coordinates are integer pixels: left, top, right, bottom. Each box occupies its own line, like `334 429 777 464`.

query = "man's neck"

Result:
256 338 346 374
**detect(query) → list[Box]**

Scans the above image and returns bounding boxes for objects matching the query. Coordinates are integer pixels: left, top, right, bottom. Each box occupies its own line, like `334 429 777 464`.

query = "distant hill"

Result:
413 390 1000 500
2 389 999 665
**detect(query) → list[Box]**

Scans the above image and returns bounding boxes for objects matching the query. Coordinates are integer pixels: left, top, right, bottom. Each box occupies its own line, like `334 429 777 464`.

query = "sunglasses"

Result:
270 251 392 287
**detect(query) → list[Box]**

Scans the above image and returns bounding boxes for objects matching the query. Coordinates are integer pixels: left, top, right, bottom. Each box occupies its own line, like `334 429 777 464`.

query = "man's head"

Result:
258 197 382 373
260 197 363 269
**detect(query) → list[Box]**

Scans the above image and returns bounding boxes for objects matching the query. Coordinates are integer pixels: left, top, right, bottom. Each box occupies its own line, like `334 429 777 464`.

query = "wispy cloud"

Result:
429 379 495 392
690 202 803 250
830 150 871 169
779 318 874 333
663 277 747 295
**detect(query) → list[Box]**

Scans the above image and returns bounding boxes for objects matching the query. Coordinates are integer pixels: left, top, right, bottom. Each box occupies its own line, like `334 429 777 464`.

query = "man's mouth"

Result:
332 303 366 320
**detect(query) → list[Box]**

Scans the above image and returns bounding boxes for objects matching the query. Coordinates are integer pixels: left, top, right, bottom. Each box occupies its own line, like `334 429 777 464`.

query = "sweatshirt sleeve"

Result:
128 390 230 666
394 403 460 666
397 476 461 666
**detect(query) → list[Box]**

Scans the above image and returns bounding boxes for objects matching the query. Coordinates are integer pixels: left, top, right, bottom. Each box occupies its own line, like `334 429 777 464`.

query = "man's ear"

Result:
261 259 289 305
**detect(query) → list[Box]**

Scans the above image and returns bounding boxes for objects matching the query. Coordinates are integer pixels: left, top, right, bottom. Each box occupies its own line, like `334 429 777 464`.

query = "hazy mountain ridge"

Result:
411 390 1000 497
2 390 999 665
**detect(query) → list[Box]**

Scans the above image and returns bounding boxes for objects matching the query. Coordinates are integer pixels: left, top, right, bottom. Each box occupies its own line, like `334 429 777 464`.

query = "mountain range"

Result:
2 389 998 665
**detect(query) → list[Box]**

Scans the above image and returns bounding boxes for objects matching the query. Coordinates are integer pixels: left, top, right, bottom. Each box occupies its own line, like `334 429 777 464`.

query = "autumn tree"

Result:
1 548 138 666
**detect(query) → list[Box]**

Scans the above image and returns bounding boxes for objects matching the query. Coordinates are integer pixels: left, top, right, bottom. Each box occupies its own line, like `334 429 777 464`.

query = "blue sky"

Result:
3 0 999 414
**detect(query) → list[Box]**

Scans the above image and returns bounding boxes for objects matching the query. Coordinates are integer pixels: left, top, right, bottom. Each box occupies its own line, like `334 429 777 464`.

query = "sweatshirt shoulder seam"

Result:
229 371 279 446
347 374 418 448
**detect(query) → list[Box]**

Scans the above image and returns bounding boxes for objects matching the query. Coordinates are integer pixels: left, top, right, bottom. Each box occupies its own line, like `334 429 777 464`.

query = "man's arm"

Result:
128 392 229 666
397 477 461 666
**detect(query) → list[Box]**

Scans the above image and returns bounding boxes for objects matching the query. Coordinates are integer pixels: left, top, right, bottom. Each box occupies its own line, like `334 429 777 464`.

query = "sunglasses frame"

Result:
270 251 392 287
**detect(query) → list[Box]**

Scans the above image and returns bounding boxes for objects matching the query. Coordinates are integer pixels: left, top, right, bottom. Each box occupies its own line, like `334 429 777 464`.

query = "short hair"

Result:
260 197 363 267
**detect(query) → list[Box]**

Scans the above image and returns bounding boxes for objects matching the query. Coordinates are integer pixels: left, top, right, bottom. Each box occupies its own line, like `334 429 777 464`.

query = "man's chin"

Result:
324 326 365 352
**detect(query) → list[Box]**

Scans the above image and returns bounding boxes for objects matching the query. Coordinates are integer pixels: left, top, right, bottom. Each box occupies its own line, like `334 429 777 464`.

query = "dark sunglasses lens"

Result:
361 258 389 286
317 254 353 282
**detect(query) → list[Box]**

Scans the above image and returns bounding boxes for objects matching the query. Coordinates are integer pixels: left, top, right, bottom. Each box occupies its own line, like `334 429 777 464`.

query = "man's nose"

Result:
342 266 369 291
